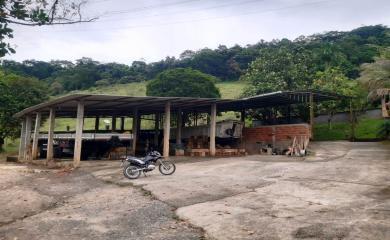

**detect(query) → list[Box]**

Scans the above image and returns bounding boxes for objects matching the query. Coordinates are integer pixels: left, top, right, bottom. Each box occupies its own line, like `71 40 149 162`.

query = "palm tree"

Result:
358 57 390 100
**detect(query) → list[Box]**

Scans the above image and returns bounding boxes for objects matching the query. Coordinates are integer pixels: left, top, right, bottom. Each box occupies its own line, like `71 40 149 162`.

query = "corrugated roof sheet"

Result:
14 90 348 118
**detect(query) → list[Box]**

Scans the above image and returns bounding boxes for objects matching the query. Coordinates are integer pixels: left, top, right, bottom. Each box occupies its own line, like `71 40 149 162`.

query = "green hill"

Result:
75 81 247 99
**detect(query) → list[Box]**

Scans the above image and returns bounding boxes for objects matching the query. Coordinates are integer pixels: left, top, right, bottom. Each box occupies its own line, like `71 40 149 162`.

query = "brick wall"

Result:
242 123 311 153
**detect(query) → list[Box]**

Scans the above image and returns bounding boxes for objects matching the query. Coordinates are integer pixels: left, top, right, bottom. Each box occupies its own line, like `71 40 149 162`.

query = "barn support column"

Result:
240 109 246 127
46 108 56 163
23 115 32 162
154 113 160 148
163 102 171 158
210 103 217 156
120 117 125 131
95 116 99 132
132 108 138 155
32 112 41 160
18 118 27 161
73 102 85 167
309 93 314 139
111 116 116 131
176 109 182 145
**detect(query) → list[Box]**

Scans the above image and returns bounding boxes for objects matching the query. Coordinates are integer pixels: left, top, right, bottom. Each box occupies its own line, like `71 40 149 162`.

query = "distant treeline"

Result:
1 25 389 95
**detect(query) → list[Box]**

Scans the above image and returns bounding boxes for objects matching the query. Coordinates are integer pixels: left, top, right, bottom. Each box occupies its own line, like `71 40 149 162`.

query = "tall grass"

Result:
314 118 385 140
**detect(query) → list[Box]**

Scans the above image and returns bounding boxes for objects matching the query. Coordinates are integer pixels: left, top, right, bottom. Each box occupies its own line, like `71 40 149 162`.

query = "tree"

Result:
241 45 313 96
358 47 390 100
377 120 390 139
0 71 49 151
146 68 221 98
49 81 64 94
312 67 359 129
0 0 96 57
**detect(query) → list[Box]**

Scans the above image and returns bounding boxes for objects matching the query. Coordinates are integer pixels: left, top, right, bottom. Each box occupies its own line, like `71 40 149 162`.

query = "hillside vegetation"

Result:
75 81 247 99
1 25 389 96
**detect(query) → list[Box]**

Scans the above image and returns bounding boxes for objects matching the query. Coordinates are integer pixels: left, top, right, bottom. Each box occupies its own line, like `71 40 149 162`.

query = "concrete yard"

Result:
0 165 203 240
1 141 389 239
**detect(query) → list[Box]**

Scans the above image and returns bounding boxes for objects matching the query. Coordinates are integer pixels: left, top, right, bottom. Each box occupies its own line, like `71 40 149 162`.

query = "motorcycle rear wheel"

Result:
159 161 176 175
123 165 141 179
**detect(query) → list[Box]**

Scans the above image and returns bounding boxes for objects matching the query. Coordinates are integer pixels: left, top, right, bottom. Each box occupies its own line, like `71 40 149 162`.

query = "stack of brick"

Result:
242 123 311 154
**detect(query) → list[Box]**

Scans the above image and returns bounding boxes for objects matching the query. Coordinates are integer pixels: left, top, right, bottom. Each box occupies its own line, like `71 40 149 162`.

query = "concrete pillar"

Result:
309 93 314 139
111 116 116 131
132 109 138 155
95 116 99 132
209 103 217 156
46 108 56 163
163 102 171 158
240 109 246 128
18 118 27 161
120 117 125 131
154 113 160 148
73 101 84 167
24 115 32 162
32 112 41 160
176 109 182 145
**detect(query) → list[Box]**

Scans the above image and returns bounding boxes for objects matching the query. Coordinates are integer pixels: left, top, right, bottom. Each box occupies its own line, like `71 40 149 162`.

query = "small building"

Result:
14 91 348 167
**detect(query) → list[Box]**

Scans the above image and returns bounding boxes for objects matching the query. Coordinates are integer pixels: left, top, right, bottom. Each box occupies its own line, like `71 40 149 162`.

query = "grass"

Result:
314 117 385 141
0 138 19 160
76 82 147 96
73 81 247 99
216 81 246 99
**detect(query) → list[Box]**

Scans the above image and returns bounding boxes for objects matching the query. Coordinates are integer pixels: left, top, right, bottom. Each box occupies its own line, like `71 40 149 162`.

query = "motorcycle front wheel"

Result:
123 165 141 179
159 161 176 175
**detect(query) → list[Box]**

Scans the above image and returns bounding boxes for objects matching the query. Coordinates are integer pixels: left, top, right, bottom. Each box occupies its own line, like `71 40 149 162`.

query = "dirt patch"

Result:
294 223 350 239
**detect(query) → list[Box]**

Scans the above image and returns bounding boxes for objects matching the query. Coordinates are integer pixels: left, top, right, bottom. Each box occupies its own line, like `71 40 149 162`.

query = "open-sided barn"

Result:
14 91 349 167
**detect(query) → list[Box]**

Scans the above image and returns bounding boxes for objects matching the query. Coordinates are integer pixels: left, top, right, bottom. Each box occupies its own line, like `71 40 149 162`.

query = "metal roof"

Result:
14 94 231 118
14 90 348 118
217 90 348 111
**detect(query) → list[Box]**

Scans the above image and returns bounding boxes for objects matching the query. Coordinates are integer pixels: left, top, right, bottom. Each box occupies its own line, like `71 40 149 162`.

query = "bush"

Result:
146 68 221 98
377 120 390 139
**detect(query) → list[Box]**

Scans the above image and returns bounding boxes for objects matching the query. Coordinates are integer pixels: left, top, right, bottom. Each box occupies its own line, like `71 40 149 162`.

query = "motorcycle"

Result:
121 150 176 179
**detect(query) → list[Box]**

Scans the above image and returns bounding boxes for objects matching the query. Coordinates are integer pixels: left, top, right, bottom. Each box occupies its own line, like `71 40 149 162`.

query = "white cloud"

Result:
5 0 390 63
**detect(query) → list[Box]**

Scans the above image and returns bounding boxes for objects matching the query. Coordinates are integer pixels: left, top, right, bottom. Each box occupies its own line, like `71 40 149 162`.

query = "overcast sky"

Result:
6 0 390 64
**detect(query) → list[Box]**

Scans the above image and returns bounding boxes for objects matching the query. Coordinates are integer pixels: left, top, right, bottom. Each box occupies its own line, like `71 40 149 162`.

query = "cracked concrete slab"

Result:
116 141 390 239
0 164 203 240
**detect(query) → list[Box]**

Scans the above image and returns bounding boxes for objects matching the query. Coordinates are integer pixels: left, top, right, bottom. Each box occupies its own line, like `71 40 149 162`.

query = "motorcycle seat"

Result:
127 156 144 161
